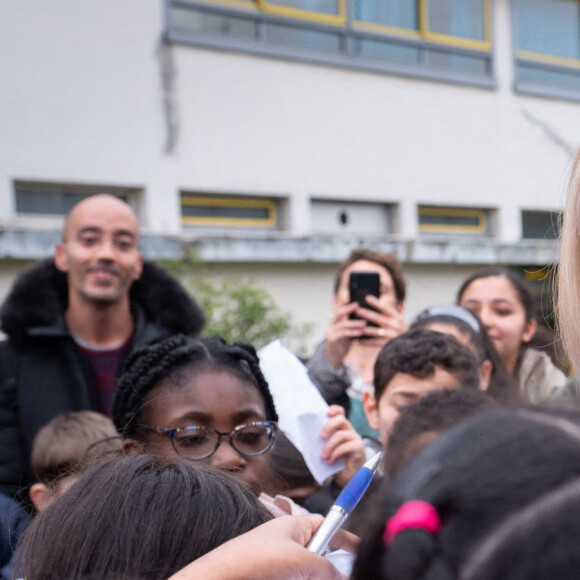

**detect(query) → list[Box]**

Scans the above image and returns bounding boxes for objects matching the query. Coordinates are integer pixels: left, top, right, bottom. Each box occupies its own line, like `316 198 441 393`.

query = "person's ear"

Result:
132 251 144 281
363 391 379 430
54 243 68 273
395 300 405 314
522 319 538 344
30 483 54 513
479 359 493 391
123 438 145 456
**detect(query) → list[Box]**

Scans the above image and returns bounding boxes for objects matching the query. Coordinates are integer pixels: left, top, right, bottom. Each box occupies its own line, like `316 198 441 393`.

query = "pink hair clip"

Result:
383 500 441 545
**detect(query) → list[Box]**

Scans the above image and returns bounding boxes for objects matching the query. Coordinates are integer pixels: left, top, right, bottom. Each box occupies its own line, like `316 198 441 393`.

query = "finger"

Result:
364 294 399 315
333 301 361 320
326 438 365 464
320 413 351 439
281 515 326 546
322 430 358 462
357 309 405 334
327 405 346 418
331 319 368 332
327 324 366 343
328 528 361 554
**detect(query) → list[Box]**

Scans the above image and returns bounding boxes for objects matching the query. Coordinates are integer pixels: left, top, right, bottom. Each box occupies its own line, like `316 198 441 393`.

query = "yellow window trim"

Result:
181 196 277 228
516 49 580 70
257 0 346 26
352 0 491 52
525 268 550 281
420 0 492 52
351 20 421 40
193 0 258 10
418 207 487 235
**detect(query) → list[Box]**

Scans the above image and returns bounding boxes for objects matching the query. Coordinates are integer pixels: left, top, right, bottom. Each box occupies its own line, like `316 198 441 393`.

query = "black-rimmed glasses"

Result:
145 421 278 460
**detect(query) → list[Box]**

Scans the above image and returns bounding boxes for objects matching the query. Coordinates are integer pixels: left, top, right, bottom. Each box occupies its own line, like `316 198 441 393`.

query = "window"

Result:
311 199 395 235
180 193 279 229
512 0 580 97
418 205 488 235
167 0 493 84
521 210 561 240
14 182 136 215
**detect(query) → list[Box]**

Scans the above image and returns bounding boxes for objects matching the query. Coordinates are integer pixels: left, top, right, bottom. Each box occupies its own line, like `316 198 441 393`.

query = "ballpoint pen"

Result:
307 451 382 554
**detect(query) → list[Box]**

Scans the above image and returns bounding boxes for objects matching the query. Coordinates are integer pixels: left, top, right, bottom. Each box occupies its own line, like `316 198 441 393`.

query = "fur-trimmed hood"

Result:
0 258 205 343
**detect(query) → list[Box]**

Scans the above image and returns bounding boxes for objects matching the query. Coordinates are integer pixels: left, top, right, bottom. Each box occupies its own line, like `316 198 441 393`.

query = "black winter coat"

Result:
0 259 205 500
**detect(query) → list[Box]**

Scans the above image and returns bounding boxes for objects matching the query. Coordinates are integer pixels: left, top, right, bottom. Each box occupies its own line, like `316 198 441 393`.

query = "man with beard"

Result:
0 195 205 502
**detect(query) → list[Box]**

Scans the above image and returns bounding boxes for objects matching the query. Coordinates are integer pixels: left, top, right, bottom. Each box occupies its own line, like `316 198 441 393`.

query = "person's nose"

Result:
95 238 115 261
478 306 493 330
209 438 247 472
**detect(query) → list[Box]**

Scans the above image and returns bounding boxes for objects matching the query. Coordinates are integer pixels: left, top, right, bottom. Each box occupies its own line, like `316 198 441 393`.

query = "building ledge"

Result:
0 229 559 266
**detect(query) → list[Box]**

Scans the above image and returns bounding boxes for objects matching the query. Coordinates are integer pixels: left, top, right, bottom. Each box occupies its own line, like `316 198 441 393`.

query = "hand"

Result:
168 515 359 580
320 405 366 488
325 302 367 369
355 295 407 344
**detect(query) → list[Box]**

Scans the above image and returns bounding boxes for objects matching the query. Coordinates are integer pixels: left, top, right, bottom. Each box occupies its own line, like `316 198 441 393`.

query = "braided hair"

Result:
112 334 278 438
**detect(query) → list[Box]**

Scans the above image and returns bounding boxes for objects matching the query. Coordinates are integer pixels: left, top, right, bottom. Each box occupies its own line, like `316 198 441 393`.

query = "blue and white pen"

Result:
307 452 382 554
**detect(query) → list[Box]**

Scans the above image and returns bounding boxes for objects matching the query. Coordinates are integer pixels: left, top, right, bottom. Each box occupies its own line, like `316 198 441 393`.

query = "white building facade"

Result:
1 0 580 346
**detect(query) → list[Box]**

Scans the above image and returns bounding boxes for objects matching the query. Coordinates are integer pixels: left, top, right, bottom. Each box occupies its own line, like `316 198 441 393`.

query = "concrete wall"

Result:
0 0 576 349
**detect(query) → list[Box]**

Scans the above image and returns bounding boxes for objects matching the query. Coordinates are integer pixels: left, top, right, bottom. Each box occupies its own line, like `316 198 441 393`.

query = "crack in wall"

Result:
521 108 575 157
158 39 179 154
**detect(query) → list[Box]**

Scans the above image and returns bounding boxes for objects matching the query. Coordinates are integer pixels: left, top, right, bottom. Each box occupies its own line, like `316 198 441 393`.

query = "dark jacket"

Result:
0 259 205 499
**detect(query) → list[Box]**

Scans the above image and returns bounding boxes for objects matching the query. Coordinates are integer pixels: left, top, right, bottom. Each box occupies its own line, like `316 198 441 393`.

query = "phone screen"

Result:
349 272 380 327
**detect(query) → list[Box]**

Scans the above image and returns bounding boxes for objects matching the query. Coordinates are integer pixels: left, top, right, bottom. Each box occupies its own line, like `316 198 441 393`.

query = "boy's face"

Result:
363 367 463 446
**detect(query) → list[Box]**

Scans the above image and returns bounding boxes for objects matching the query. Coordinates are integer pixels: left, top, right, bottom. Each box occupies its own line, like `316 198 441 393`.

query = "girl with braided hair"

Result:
352 406 580 580
112 334 279 496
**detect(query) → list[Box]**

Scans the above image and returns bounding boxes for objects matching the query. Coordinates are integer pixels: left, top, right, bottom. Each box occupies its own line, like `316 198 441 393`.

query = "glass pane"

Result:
182 205 271 220
15 190 127 215
426 0 486 41
522 211 560 240
353 0 418 30
517 62 580 92
427 47 489 75
419 214 481 227
170 7 258 40
353 37 420 66
513 0 580 59
263 0 340 15
266 23 342 52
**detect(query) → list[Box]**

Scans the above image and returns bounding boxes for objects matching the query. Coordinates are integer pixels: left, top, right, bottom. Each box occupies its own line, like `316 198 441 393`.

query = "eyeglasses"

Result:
145 421 278 460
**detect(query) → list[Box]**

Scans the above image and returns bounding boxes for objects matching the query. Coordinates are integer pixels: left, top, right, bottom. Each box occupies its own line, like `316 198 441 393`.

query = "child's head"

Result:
30 411 121 512
363 328 480 445
384 388 497 480
411 304 519 404
352 406 580 580
19 454 271 580
113 334 278 494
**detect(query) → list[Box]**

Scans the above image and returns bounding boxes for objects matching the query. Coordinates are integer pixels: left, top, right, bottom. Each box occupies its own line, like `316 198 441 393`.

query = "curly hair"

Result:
373 328 480 401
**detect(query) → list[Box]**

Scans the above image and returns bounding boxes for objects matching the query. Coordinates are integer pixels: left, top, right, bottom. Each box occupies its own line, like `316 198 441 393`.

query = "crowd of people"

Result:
1 148 580 579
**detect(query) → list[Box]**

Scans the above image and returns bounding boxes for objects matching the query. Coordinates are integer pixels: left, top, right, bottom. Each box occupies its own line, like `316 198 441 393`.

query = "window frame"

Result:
180 194 278 228
511 0 580 101
166 0 496 89
352 0 492 52
418 206 487 235
257 0 347 26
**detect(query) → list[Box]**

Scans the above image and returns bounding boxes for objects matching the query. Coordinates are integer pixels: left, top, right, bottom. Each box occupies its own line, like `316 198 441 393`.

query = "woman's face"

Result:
140 368 271 495
459 275 536 374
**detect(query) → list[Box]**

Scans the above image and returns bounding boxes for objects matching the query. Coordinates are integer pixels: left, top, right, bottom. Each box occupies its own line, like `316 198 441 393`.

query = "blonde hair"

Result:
558 149 580 374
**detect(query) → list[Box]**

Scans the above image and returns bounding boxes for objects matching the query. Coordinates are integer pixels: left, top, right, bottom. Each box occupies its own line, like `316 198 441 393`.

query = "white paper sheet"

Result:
258 340 345 485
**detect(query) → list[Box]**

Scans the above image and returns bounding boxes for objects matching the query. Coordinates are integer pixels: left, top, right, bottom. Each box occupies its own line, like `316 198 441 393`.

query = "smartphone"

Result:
349 272 380 328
